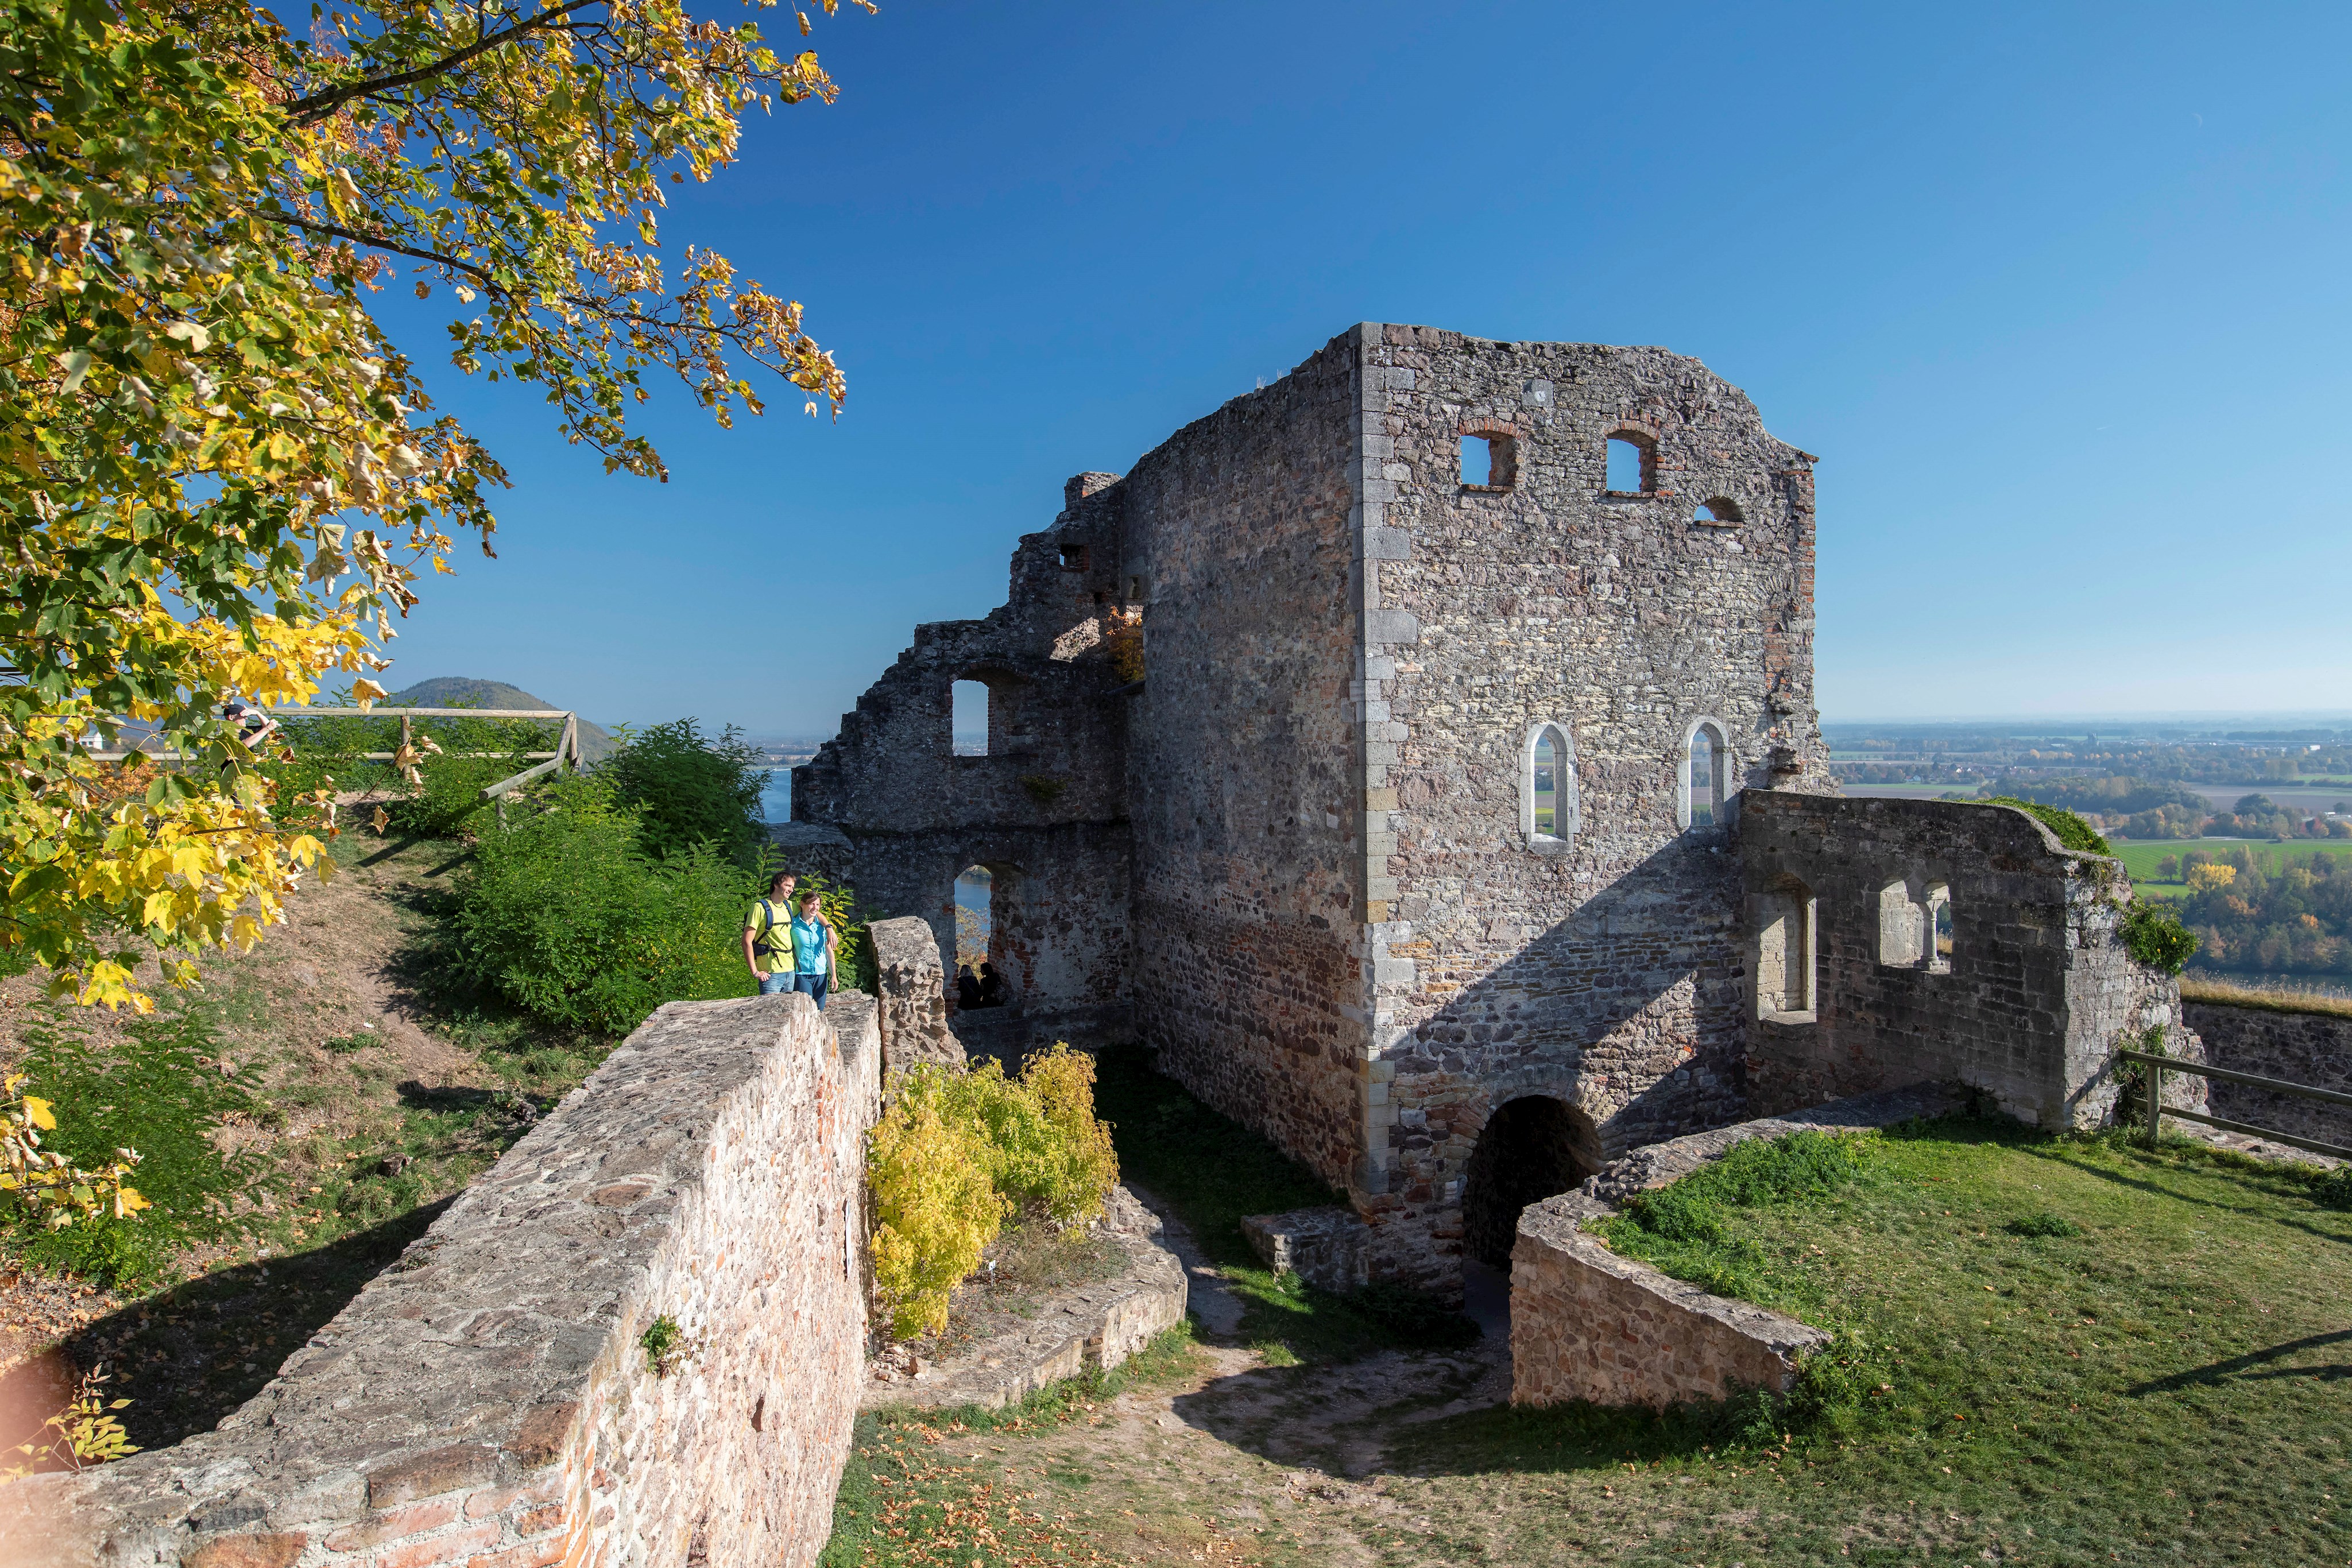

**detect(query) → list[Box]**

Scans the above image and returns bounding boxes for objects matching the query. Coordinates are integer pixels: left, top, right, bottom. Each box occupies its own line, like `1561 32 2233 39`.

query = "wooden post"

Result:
562 713 579 772
2145 1056 2164 1147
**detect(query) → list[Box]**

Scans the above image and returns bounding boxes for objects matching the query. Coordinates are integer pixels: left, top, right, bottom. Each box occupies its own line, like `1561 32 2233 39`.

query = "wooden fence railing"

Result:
2114 1048 2352 1160
91 706 582 816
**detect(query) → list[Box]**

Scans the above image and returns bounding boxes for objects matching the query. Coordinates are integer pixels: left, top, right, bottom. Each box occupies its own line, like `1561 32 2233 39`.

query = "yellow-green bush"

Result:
867 1044 1120 1339
868 1103 1001 1340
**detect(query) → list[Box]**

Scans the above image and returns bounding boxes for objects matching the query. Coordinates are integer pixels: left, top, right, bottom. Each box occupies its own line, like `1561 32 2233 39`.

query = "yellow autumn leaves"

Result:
0 1074 146 1227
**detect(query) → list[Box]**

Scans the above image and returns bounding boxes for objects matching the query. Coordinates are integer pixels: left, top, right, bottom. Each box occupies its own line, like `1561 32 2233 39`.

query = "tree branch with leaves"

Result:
0 0 866 1008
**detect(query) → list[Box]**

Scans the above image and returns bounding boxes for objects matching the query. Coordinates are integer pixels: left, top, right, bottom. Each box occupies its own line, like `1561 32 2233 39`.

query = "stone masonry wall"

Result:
1119 339 1370 1190
794 475 1134 1040
5 994 881 1568
2184 1000 2352 1148
869 915 968 1078
1739 792 2194 1128
1345 324 1832 1290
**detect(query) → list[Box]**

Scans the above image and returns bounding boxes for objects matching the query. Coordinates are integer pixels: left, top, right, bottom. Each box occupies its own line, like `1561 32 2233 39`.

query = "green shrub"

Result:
450 776 755 1036
597 718 767 864
2314 1166 2352 1213
869 1048 1121 1340
2005 1211 2081 1237
869 1102 1002 1339
1984 796 2112 855
2119 903 2199 975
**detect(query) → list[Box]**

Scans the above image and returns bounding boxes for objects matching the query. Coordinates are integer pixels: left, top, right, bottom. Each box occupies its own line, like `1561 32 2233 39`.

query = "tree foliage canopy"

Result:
1 0 860 1005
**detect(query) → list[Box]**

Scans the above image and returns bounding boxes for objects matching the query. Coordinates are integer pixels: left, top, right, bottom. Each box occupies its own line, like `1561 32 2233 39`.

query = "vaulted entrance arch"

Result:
1461 1096 1603 1269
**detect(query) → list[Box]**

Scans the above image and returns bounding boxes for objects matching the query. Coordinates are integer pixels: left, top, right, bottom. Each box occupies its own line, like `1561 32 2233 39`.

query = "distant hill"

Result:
386 677 616 762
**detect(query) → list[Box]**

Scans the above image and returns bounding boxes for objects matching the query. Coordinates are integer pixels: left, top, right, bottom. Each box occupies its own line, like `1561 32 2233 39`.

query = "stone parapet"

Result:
2184 998 2352 1148
3 993 881 1568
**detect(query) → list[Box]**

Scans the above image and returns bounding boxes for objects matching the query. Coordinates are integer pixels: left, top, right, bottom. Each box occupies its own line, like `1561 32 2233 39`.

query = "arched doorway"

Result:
1461 1097 1602 1269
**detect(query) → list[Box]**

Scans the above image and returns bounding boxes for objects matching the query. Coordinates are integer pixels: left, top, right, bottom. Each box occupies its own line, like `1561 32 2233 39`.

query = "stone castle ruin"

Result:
797 321 2188 1299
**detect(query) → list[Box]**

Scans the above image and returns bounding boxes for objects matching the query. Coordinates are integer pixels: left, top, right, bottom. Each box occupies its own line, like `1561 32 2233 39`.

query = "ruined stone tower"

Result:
798 322 2180 1295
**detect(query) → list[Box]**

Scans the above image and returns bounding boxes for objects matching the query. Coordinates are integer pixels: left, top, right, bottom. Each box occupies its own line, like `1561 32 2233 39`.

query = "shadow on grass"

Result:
2126 1327 2352 1394
11 1198 453 1450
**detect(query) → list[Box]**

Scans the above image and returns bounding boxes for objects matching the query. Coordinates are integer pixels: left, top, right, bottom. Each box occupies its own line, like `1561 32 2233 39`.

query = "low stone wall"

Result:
2185 998 2352 1148
3 993 881 1568
1240 1206 1370 1292
1511 1194 1830 1408
1510 1085 1954 1409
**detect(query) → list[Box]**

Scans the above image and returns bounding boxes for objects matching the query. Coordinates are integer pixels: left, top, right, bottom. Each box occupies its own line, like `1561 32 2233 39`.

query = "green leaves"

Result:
3 0 862 1002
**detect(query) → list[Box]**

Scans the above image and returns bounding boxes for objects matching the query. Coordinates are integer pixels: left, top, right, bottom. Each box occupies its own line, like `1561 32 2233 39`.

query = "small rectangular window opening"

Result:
951 679 989 756
1607 435 1657 494
1058 544 1089 572
1460 433 1517 489
1757 883 1816 1021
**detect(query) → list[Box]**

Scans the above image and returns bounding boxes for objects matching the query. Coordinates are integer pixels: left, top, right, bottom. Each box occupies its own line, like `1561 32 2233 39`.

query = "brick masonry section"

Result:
5 993 881 1568
2183 1000 2352 1148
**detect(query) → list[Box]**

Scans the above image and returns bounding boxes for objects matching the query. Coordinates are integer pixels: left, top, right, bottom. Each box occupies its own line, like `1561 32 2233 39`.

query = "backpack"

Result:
752 899 784 957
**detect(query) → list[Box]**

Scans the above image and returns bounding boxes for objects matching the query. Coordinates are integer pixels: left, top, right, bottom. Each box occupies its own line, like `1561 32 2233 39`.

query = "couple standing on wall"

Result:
742 870 837 1009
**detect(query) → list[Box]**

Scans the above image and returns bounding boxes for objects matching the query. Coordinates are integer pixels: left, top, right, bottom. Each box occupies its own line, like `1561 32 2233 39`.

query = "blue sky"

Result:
372 0 2352 736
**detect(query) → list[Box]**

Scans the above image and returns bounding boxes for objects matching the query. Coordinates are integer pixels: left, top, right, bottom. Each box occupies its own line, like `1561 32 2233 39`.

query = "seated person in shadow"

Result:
977 963 1008 1009
955 965 982 1010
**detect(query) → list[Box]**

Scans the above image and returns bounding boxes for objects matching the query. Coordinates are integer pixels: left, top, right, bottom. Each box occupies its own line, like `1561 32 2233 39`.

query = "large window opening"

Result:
1757 877 1816 1021
1461 1097 1603 1268
1606 433 1657 494
1682 721 1730 828
951 680 990 757
951 864 1007 1010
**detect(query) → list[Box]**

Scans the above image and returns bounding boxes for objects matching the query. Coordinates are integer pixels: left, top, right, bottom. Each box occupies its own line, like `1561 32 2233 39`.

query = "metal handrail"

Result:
2115 1048 2352 1160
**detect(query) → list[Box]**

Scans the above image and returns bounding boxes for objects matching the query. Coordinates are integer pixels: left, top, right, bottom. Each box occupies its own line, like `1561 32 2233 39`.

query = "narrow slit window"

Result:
1525 722 1576 848
1927 882 1953 974
1533 733 1558 837
1684 722 1728 828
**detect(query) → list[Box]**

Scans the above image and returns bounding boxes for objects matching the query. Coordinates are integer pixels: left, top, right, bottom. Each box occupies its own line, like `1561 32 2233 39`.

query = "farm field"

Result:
2108 837 2352 892
826 1064 2352 1567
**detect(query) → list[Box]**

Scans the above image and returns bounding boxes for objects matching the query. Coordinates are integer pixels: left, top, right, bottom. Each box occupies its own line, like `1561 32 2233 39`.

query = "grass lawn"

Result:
1392 1118 2352 1565
831 1056 2352 1567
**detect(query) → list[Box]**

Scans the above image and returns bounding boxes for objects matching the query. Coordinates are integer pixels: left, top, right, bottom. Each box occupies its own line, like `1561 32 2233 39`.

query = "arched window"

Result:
1679 719 1732 828
1692 496 1744 526
1756 876 1816 1022
1522 722 1577 850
